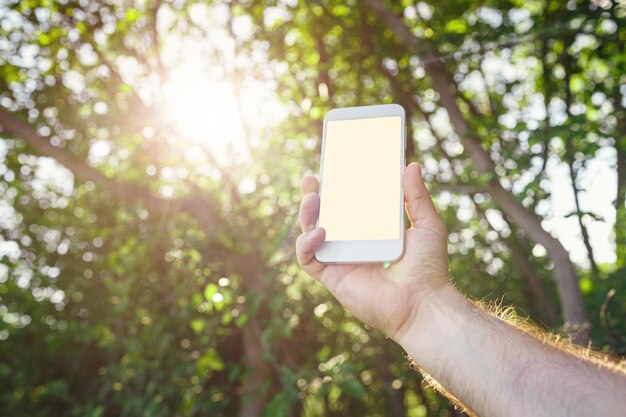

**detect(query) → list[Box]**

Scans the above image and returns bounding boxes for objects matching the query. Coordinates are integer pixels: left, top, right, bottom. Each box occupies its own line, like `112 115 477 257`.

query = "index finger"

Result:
300 175 319 195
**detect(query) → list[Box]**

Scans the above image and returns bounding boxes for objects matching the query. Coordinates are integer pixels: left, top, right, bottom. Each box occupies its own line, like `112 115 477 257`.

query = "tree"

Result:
1 0 625 416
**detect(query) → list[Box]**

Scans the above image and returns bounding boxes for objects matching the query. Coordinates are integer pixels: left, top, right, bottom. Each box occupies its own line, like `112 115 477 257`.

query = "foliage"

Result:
0 0 625 416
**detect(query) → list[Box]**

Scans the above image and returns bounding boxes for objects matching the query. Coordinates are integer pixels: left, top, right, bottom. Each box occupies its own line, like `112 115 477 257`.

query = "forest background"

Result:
1 0 625 416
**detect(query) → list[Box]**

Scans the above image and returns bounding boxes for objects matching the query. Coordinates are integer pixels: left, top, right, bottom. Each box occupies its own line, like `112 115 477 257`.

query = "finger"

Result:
300 175 319 195
403 163 441 227
299 192 320 233
295 227 326 277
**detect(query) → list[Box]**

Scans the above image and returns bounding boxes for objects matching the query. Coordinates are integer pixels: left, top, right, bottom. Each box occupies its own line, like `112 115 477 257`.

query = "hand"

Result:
296 162 452 341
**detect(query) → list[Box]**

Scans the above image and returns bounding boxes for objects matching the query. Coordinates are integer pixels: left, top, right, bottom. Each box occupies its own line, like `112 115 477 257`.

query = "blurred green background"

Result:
0 0 625 416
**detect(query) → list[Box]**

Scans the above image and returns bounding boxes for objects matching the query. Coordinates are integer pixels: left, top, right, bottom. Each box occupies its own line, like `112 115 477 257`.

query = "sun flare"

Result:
163 64 244 150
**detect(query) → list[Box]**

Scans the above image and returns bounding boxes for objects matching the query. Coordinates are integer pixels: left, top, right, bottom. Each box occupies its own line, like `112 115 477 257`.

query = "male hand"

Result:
298 164 626 417
296 162 452 341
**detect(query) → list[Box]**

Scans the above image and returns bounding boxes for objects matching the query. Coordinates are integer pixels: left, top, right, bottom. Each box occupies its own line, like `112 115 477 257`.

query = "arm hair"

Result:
406 297 626 416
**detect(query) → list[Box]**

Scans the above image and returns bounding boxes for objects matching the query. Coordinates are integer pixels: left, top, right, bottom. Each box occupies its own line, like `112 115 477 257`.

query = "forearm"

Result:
396 284 626 417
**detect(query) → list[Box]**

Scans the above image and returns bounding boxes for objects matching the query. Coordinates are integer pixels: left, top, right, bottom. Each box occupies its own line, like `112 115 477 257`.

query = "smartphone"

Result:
315 104 406 263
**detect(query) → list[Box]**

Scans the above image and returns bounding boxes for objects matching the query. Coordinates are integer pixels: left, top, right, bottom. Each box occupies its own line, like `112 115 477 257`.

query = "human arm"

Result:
399 283 626 417
296 162 626 417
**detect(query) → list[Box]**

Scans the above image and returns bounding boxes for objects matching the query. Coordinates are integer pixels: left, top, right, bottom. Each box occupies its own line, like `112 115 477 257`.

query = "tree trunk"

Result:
617 143 626 267
233 250 275 417
506 235 560 327
375 355 406 417
612 111 626 273
240 326 273 417
364 0 588 342
475 203 560 327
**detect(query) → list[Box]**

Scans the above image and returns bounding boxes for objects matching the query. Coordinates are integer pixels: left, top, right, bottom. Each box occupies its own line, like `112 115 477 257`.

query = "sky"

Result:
546 147 617 266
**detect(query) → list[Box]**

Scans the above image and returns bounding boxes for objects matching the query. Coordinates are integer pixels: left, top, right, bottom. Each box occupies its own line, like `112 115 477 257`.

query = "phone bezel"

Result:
314 104 406 264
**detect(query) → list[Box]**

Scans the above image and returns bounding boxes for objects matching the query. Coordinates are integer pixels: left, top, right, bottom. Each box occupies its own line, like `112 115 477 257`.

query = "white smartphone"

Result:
315 104 406 263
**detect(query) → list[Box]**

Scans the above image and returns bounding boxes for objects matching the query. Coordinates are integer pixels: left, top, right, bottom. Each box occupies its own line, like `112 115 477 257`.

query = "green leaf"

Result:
579 277 594 294
444 19 468 34
190 319 205 334
338 378 366 400
263 390 298 417
38 33 51 46
125 9 141 23
204 283 218 301
331 5 350 16
198 349 225 373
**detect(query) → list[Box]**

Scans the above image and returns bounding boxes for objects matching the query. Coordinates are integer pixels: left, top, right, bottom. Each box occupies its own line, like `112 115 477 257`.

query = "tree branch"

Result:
0 108 222 231
561 44 600 279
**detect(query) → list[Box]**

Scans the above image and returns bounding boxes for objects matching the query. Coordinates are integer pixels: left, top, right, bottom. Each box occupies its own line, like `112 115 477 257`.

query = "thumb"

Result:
403 163 441 227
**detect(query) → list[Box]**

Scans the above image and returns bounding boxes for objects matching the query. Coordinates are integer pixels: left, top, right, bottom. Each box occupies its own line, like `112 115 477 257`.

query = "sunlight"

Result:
163 63 244 149
156 3 288 166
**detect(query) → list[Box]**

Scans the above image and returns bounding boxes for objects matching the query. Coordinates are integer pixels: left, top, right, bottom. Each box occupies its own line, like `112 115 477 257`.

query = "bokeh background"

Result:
1 0 625 416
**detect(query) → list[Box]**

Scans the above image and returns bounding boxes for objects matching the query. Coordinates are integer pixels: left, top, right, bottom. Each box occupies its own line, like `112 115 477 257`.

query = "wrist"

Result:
393 283 471 362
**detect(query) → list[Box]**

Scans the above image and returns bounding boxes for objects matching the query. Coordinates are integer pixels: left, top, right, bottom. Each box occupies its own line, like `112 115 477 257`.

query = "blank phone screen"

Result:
319 116 402 241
